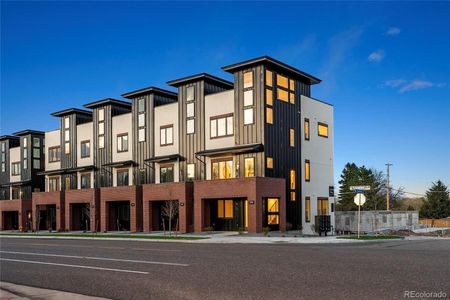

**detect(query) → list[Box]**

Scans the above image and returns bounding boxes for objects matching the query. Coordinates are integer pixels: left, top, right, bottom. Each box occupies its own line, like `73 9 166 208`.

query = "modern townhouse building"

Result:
3 56 333 234
0 131 45 230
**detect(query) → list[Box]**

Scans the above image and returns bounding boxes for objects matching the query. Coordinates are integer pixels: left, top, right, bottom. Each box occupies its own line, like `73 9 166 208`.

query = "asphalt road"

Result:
1 237 449 300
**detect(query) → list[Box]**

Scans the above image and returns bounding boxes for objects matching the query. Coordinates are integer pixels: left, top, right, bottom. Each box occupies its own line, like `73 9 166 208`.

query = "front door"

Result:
211 199 245 231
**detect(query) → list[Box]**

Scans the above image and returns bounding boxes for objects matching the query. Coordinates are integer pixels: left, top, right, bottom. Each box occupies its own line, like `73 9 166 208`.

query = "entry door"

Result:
214 200 244 231
47 206 56 230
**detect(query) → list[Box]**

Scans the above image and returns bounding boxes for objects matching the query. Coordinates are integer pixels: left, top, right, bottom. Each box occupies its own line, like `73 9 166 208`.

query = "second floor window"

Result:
117 169 129 186
48 177 60 191
48 146 61 162
11 162 20 176
11 187 20 199
81 141 90 158
290 129 295 147
81 173 91 189
212 159 233 180
304 118 310 141
117 134 128 152
210 114 233 138
160 125 173 146
305 160 311 182
160 165 174 183
318 122 329 138
244 158 254 177
187 163 195 181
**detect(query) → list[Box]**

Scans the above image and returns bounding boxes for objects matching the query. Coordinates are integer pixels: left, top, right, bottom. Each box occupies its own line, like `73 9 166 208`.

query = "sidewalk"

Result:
0 282 108 300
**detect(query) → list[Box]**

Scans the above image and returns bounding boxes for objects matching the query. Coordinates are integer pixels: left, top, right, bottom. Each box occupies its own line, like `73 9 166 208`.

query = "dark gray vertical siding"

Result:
0 140 14 199
93 106 113 188
60 115 78 190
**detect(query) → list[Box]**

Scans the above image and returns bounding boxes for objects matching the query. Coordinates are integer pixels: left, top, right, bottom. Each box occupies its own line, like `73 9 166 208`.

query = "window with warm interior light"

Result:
318 122 329 138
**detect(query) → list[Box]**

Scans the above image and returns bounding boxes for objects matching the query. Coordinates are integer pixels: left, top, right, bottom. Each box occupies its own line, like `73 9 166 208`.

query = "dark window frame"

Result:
48 146 61 163
304 118 310 141
80 173 91 189
318 122 329 138
211 157 233 180
210 113 234 139
305 196 311 222
11 162 20 176
117 133 129 153
116 168 129 187
80 140 90 158
159 164 174 183
160 125 174 146
305 159 311 182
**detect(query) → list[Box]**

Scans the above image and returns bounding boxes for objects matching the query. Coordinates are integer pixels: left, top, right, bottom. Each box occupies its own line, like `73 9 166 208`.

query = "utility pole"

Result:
385 163 393 211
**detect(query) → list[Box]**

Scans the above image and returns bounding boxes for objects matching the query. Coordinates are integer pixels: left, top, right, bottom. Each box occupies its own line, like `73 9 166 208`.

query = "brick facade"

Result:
0 199 32 230
65 188 100 231
32 191 65 231
142 182 193 233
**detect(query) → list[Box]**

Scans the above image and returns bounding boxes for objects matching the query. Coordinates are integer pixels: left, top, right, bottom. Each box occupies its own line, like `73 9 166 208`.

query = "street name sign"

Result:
350 186 371 191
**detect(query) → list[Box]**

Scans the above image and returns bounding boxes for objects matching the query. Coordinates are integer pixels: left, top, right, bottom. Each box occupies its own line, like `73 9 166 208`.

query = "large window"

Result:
81 173 91 189
98 108 106 147
137 98 146 142
117 169 129 186
160 125 174 146
11 162 20 176
267 198 279 225
290 128 295 147
117 134 128 152
304 118 310 141
244 158 254 177
187 164 195 181
81 141 90 158
210 114 233 138
186 86 195 134
305 160 310 182
305 197 311 222
217 200 233 218
160 165 174 183
49 177 60 192
318 198 329 215
276 74 295 104
212 158 233 180
243 71 254 125
318 122 329 138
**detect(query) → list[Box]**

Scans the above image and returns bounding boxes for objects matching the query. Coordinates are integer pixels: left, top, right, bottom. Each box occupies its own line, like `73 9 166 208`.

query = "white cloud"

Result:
386 27 401 36
384 79 446 93
368 49 385 62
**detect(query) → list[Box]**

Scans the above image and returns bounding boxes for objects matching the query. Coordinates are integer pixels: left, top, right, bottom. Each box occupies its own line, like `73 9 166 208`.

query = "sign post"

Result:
353 193 366 238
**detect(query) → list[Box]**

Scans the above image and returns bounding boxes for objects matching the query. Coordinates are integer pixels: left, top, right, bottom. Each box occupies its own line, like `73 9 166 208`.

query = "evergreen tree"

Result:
337 163 361 211
419 180 450 218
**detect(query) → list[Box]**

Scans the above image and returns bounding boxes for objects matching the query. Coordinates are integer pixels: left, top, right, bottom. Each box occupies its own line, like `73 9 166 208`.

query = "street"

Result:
1 237 449 299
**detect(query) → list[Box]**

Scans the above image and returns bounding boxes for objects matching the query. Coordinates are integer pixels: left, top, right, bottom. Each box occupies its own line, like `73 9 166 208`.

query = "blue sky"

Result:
1 1 449 195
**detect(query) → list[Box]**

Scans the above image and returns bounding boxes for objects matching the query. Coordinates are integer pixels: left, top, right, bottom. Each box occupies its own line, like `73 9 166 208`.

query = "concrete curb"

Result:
0 282 109 300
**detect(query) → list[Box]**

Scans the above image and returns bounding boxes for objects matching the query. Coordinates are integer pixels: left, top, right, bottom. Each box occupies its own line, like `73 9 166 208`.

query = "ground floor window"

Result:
305 197 311 222
318 197 329 215
48 177 59 192
217 200 233 218
160 165 174 183
267 198 279 225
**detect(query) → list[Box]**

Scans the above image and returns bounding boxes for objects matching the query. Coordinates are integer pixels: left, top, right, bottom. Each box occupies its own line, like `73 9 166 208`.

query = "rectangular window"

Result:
98 136 105 149
33 159 40 169
160 165 174 183
291 191 296 202
289 79 295 91
267 198 279 225
318 122 329 138
160 125 174 146
266 89 273 106
23 159 27 170
117 134 128 152
305 160 310 182
64 130 70 142
98 122 105 135
64 142 70 154
49 177 60 191
12 162 20 176
138 114 145 127
266 157 273 169
266 70 273 87
244 158 255 177
1 163 4 173
277 89 288 102
305 197 311 222
210 114 233 138
12 187 20 200
276 74 288 89
212 159 233 180
187 86 195 102
117 169 129 186
318 198 329 215
138 128 145 142
64 117 70 129
137 98 145 113
266 107 273 124
33 148 40 158
81 141 90 158
289 92 295 104
304 118 310 141
23 148 27 159
98 109 105 122
244 108 253 125
217 200 234 218
187 164 195 181
186 102 195 118
290 128 295 147
33 138 40 147
81 173 91 189
1 142 5 152
244 90 253 107
186 119 195 134
243 71 253 89
290 169 295 189
23 137 27 147
65 177 71 191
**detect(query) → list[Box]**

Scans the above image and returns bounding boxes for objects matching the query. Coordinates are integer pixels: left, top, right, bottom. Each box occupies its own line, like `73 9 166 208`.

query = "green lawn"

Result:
337 235 404 240
0 233 207 240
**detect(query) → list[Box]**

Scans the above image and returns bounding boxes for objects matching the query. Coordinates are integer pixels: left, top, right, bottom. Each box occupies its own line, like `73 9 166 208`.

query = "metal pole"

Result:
358 198 361 239
386 163 393 211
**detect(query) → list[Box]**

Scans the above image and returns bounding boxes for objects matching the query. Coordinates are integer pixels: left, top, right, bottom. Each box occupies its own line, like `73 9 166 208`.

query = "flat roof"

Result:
167 73 233 89
83 98 131 109
12 130 45 136
51 108 92 117
222 56 321 85
122 86 177 99
0 135 20 141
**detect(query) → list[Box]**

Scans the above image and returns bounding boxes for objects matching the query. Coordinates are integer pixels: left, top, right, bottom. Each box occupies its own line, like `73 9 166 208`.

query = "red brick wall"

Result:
0 199 32 230
32 191 65 231
65 188 100 231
